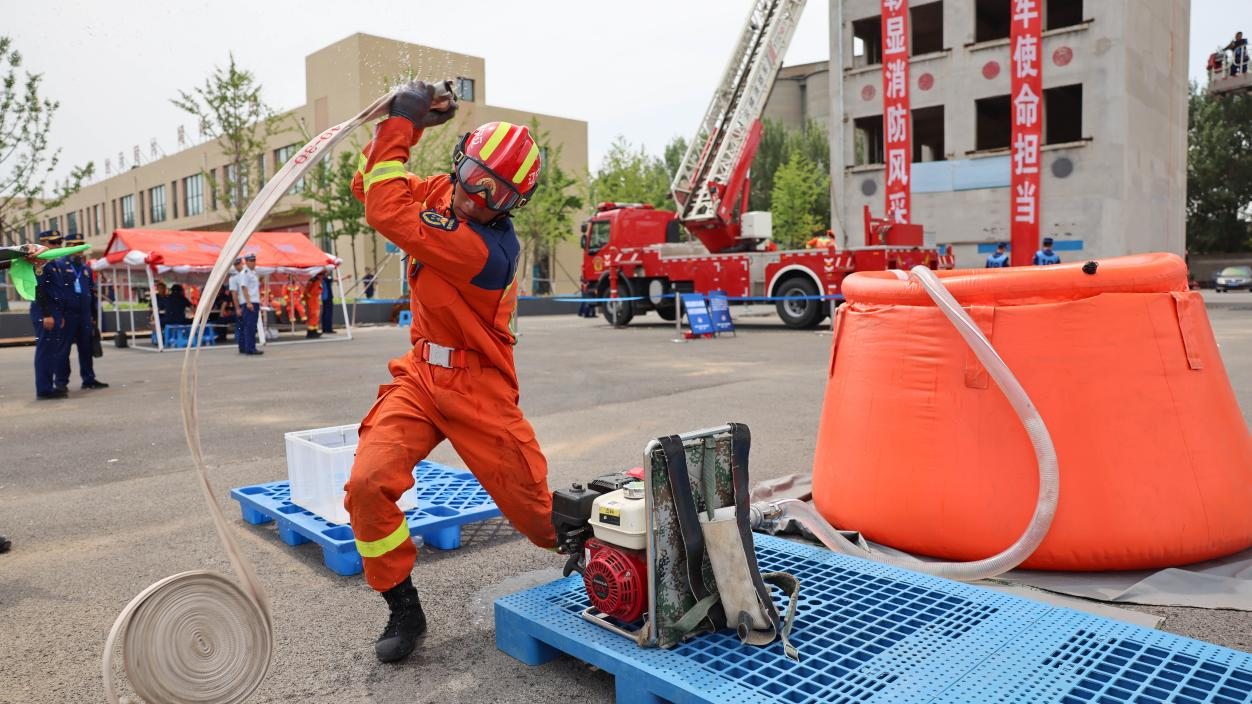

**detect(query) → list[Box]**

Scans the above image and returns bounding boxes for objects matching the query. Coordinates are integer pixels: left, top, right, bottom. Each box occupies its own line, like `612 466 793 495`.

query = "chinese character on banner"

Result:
884 59 907 99
133 145 141 166
886 104 909 142
1014 182 1038 223
1013 133 1039 175
118 151 126 170
880 0 910 224
177 125 187 148
1010 0 1042 264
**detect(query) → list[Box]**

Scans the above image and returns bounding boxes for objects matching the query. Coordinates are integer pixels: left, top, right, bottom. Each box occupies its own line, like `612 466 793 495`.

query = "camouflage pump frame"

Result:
641 425 738 649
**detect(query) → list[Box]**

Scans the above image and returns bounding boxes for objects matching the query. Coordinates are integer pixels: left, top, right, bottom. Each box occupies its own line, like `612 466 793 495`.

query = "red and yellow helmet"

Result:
452 122 542 212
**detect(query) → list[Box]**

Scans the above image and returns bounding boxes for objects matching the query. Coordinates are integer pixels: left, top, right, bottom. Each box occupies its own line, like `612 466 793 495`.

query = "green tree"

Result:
173 54 285 221
0 35 94 310
511 120 582 294
1187 84 1252 253
747 118 829 223
770 151 829 249
588 136 672 208
301 149 367 281
663 135 688 183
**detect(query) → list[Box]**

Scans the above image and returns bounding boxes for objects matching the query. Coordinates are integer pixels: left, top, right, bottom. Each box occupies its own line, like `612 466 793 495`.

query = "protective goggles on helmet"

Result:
454 155 532 212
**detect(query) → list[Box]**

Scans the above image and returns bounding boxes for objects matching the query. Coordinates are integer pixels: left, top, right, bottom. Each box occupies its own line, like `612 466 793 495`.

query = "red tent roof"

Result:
94 229 338 275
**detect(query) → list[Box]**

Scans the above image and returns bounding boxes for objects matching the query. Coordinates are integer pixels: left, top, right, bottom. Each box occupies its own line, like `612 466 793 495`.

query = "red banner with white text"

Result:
881 0 910 224
1010 0 1042 265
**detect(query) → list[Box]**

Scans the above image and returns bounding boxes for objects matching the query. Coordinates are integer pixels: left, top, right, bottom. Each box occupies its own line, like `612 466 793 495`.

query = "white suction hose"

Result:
754 265 1059 582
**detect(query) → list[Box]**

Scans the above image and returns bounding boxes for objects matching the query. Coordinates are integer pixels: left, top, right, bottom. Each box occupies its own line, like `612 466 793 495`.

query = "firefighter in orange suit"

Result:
303 273 323 339
343 80 555 664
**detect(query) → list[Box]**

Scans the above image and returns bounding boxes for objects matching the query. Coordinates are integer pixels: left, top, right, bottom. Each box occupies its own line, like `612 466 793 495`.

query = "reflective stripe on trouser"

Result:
344 350 556 592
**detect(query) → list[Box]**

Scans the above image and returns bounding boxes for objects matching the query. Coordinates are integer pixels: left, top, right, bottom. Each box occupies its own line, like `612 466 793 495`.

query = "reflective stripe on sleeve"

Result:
355 519 411 558
363 160 408 193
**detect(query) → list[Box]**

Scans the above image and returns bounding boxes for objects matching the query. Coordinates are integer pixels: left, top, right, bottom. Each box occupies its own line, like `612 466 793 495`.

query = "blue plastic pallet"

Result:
495 535 1252 704
230 460 500 576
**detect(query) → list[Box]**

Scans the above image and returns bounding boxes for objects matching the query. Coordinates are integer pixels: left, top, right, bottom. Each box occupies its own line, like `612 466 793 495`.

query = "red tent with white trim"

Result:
92 229 338 276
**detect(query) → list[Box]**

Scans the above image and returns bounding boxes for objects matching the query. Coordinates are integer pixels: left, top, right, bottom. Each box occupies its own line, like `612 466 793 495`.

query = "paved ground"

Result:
1 305 1249 703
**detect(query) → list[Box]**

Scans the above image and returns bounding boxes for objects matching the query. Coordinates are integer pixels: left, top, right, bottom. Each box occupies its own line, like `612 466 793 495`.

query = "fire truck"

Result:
577 0 953 329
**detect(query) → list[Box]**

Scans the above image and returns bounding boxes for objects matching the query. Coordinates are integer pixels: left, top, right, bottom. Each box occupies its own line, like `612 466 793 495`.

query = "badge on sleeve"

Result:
420 210 456 231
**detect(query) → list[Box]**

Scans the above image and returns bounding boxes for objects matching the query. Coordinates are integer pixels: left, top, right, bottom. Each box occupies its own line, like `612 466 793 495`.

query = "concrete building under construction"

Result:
19 33 588 298
765 0 1190 266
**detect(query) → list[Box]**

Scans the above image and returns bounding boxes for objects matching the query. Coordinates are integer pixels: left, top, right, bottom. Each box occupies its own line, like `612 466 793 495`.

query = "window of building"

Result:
121 195 135 228
138 190 146 226
912 2 944 55
912 106 945 162
853 115 885 165
852 16 883 67
974 0 1011 42
150 185 166 223
67 212 78 234
1045 0 1083 30
47 216 59 233
1044 83 1082 144
224 163 248 208
975 94 1012 151
207 168 217 211
457 77 475 102
93 205 101 235
274 144 304 193
170 181 178 220
184 173 204 216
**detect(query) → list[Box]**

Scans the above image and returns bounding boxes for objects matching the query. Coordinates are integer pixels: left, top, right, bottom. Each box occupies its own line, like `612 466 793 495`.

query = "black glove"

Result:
389 81 435 128
419 87 458 129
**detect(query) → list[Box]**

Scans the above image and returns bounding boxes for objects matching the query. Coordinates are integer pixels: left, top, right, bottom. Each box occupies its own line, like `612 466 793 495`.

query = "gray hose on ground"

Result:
754 265 1059 582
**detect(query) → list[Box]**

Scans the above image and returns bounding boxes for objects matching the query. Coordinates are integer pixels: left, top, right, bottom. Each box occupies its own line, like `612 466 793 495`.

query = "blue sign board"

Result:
681 293 715 336
708 290 734 335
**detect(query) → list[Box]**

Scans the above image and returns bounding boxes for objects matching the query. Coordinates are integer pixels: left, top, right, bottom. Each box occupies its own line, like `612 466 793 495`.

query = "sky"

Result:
6 0 1245 187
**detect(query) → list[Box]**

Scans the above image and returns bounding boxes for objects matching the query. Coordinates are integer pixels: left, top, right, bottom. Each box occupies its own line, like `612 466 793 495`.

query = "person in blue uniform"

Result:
55 237 108 391
320 271 336 334
30 230 69 399
985 242 1010 268
1033 237 1061 266
238 253 263 355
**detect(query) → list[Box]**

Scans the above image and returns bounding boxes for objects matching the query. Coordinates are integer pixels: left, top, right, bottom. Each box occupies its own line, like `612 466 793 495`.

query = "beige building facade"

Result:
19 33 588 298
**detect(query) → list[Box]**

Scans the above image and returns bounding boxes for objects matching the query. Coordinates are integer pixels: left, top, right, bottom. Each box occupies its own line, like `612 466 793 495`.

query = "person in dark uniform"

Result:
985 242 1010 268
55 237 108 391
164 284 192 326
362 267 376 298
320 271 336 334
31 230 69 400
1033 237 1061 266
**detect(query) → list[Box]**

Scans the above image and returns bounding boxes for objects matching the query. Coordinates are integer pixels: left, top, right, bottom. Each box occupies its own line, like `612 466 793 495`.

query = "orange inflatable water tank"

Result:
813 253 1252 571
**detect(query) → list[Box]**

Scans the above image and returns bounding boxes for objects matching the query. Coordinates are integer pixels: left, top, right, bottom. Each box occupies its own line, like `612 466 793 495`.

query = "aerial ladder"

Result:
670 0 807 253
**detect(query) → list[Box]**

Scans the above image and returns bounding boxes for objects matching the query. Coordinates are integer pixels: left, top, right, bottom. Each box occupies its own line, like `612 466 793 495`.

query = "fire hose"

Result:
102 85 449 703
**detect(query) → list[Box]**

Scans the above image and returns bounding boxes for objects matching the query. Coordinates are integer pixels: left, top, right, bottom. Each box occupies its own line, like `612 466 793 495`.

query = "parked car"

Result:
1214 265 1252 292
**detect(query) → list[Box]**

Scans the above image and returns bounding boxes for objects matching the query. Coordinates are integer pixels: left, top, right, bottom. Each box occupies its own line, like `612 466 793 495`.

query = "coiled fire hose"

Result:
101 87 419 703
753 265 1059 582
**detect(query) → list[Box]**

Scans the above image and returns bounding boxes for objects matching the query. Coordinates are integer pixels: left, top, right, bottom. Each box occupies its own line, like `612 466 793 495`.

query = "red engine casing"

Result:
583 538 648 622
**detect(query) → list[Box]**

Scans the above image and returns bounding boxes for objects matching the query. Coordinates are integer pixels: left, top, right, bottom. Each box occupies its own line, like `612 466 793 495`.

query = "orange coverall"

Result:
304 276 322 332
344 117 556 592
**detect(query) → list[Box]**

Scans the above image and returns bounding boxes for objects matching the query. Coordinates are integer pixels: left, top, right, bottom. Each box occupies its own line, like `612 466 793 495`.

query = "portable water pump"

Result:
549 425 800 662
551 469 650 623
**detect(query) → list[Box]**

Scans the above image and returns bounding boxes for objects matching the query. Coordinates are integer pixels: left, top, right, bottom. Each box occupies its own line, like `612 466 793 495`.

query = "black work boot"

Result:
375 577 427 663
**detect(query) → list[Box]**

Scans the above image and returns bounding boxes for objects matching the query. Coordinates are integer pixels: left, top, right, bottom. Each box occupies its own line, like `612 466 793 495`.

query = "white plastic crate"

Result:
285 424 417 525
